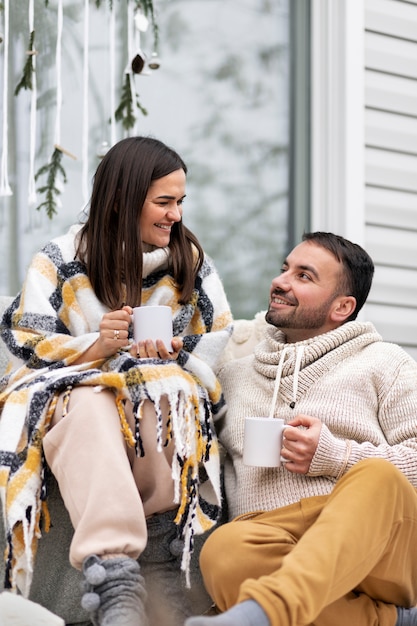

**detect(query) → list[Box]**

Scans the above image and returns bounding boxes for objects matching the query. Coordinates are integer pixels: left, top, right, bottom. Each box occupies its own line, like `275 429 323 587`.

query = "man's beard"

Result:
265 294 336 331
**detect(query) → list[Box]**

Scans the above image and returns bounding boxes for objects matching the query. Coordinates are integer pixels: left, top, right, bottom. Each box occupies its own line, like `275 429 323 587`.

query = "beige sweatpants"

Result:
43 386 177 570
200 458 417 626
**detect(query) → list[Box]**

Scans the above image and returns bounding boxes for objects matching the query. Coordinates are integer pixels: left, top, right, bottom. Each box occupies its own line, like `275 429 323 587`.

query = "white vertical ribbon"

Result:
81 0 90 204
54 0 63 146
50 0 64 211
0 0 13 198
27 0 38 208
127 0 138 137
109 1 117 147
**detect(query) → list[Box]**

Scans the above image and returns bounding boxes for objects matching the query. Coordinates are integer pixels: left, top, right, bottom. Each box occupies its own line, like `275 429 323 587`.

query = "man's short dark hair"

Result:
302 232 375 321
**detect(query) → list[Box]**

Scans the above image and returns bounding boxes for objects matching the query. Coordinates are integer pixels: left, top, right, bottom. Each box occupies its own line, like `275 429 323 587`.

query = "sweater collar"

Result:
142 247 170 278
254 321 382 380
254 321 382 411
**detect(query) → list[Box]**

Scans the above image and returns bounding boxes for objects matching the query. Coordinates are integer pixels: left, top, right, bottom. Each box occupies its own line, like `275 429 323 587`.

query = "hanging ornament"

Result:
134 7 149 32
131 2 148 74
96 141 110 159
132 2 160 75
148 51 160 70
131 50 146 74
114 0 148 132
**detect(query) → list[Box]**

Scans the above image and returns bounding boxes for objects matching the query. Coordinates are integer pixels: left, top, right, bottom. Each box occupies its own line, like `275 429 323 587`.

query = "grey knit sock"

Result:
396 607 417 626
184 600 270 626
81 555 148 626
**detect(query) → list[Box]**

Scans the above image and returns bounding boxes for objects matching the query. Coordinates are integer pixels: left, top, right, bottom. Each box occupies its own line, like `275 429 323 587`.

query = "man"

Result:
185 232 417 626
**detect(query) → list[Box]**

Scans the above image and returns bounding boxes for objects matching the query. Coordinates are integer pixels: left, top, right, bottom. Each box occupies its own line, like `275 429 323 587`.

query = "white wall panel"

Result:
365 224 417 269
365 109 417 154
366 187 417 229
366 70 417 117
366 0 417 40
365 303 417 349
364 0 417 359
369 266 417 308
365 32 417 79
366 148 417 193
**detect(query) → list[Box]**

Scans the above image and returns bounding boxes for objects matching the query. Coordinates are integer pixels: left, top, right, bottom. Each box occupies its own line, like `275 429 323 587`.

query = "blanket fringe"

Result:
116 394 135 448
0 365 221 596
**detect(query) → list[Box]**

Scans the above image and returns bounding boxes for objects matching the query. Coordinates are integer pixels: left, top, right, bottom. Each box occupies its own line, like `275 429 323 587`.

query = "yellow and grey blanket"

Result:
0 224 233 596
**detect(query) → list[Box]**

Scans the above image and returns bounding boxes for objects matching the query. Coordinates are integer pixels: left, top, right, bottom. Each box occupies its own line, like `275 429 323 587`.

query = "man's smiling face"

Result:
266 240 347 342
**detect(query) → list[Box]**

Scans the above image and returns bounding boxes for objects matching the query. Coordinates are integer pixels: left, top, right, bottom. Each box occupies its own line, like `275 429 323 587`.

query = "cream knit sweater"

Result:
217 320 417 520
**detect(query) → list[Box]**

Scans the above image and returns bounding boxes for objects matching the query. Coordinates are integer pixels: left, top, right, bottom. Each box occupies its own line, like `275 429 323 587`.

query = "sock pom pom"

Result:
169 537 185 557
81 591 101 611
84 562 107 585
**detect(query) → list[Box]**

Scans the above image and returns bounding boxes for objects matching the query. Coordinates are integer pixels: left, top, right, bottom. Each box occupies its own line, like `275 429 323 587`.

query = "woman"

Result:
0 137 233 626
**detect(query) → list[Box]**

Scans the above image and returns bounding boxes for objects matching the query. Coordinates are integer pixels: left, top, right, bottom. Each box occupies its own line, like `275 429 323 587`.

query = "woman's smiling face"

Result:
140 169 186 247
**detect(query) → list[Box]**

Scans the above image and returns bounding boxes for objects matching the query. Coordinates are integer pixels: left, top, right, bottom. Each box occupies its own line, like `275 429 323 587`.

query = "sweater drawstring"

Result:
269 345 304 416
290 345 304 408
269 347 288 417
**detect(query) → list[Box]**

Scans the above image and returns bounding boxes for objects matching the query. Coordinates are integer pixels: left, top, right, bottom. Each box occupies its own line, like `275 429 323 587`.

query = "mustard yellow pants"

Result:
200 459 417 626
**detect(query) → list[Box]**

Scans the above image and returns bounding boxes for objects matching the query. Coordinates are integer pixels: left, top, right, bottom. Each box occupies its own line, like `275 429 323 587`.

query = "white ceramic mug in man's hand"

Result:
243 416 292 468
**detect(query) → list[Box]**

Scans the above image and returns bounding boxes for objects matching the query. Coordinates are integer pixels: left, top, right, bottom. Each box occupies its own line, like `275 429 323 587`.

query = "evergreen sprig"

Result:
95 0 112 9
35 147 68 219
114 73 148 130
15 31 36 96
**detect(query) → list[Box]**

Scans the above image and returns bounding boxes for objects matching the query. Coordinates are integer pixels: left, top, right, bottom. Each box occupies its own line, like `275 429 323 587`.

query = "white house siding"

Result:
364 0 417 359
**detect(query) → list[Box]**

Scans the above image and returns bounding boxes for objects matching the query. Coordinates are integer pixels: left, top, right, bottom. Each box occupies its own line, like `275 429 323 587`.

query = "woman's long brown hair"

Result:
76 137 204 310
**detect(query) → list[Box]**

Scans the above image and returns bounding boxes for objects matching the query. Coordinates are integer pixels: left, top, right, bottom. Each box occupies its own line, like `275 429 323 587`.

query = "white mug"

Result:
243 417 288 468
132 305 173 350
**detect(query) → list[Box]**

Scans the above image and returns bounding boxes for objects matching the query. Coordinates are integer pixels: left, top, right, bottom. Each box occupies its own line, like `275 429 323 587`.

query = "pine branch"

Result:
114 73 148 131
95 0 113 9
35 147 68 219
15 31 36 96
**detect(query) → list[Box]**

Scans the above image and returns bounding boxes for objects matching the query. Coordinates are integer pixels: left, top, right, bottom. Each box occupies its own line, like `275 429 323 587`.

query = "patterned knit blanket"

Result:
0 225 233 595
